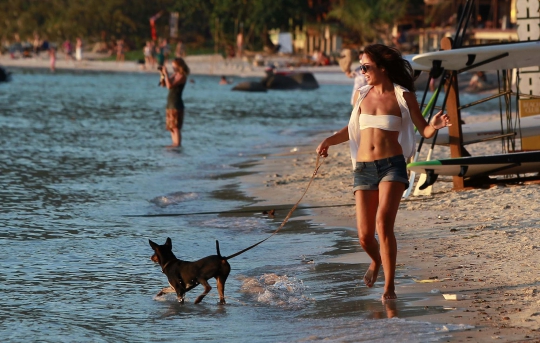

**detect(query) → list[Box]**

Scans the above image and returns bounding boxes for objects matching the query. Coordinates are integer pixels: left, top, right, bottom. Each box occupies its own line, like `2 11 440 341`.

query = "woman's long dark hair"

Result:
363 44 415 92
173 57 190 76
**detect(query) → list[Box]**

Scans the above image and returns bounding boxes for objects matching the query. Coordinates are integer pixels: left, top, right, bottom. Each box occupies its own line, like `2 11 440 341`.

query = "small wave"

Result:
239 273 313 308
149 191 198 207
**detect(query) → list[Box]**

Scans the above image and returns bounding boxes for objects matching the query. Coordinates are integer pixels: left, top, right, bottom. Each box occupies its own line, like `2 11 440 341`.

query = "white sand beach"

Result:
3 54 538 342
240 126 540 342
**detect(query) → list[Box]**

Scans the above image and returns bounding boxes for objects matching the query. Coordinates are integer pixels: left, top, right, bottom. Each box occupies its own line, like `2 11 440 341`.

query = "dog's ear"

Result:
149 239 158 250
165 237 172 247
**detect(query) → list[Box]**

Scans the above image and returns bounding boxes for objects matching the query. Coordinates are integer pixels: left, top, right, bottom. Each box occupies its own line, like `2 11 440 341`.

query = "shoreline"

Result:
0 53 353 85
4 53 537 341
1 52 490 89
239 128 540 342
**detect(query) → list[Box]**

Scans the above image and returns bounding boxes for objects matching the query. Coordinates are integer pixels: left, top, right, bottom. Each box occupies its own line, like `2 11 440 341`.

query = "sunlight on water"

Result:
0 70 495 342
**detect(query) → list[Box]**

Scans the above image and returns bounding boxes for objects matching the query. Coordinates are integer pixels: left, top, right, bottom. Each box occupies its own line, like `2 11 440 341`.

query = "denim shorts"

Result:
353 155 409 192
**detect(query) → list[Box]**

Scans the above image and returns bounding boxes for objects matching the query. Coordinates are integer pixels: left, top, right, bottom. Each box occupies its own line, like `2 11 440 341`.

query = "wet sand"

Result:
239 120 540 342
4 53 538 341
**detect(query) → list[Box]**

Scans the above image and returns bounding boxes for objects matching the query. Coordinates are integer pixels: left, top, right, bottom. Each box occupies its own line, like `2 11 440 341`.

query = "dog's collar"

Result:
161 260 173 273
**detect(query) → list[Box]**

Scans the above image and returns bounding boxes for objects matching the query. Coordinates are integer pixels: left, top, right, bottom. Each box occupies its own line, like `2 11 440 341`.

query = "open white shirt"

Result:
347 84 416 168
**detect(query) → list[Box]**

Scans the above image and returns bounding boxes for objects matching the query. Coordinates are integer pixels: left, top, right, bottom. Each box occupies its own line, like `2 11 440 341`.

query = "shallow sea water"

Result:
0 69 493 342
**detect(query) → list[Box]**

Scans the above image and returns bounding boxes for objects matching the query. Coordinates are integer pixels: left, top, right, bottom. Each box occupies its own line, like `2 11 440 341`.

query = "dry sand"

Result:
0 52 352 84
0 52 266 77
240 120 540 342
4 54 538 342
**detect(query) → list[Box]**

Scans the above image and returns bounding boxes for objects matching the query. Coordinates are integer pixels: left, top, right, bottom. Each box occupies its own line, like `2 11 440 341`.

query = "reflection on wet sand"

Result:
365 299 398 319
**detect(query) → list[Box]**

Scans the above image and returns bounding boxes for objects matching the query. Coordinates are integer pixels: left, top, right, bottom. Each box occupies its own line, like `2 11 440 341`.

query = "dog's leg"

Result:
216 276 227 304
177 294 185 303
194 279 212 304
156 286 175 297
174 289 186 303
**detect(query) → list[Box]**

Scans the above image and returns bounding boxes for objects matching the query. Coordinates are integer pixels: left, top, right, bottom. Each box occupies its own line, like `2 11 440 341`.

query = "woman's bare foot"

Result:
382 291 397 301
363 260 381 288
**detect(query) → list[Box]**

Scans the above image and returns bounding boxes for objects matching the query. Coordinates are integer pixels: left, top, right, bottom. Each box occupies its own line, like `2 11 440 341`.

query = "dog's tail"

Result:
216 240 222 257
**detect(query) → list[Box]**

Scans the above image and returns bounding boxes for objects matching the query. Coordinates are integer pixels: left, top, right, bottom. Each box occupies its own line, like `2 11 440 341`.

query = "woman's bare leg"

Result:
376 181 405 300
355 189 381 287
170 129 181 147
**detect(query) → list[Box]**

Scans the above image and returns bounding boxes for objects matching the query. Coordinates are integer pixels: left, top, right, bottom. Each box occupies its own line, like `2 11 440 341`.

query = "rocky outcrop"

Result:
233 72 319 92
0 66 11 82
231 81 267 92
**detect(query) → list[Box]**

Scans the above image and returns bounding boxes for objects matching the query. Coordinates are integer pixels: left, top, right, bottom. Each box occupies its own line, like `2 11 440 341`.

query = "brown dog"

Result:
149 238 231 304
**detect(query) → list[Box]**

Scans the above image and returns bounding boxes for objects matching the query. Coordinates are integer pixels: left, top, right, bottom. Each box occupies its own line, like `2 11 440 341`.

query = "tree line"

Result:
0 0 417 51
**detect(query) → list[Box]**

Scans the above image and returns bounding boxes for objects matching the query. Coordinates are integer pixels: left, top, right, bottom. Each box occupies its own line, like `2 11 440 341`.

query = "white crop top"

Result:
348 84 416 168
359 114 402 131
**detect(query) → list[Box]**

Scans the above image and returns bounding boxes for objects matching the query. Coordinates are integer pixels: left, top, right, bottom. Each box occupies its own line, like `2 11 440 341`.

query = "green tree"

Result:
0 0 339 54
328 0 410 45
168 0 309 51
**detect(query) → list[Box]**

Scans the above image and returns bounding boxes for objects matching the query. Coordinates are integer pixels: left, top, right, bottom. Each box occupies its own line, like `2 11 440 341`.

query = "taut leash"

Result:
225 154 325 260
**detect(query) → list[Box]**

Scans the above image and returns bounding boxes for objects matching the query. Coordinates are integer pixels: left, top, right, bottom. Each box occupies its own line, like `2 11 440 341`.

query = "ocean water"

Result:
0 69 491 342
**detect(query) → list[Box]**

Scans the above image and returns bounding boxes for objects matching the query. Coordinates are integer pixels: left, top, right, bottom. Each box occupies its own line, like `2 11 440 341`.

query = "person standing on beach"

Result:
75 37 83 62
236 32 243 58
160 58 189 147
116 38 125 63
143 41 154 69
49 46 56 72
345 50 368 107
156 38 165 67
62 39 73 61
162 39 171 65
316 44 451 301
175 40 186 58
339 48 366 104
32 32 41 57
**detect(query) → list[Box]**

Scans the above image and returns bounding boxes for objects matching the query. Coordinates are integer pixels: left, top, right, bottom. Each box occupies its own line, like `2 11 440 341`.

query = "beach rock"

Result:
289 72 319 90
232 72 318 92
264 72 319 90
232 81 267 92
0 66 11 82
264 74 301 90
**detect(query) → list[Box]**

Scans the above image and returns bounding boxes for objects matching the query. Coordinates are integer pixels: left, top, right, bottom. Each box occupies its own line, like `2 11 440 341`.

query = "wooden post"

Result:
441 37 466 189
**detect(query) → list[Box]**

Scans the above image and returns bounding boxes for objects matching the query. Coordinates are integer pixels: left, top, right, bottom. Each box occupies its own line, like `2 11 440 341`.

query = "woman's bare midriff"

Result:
356 128 402 162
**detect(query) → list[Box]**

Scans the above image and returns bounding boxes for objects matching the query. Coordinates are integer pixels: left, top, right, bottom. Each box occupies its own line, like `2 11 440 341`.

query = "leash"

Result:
124 203 354 218
225 154 325 260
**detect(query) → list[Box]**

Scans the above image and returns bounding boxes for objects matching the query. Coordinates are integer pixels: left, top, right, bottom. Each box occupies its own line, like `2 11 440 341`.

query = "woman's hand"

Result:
316 139 330 157
430 110 452 130
160 66 168 75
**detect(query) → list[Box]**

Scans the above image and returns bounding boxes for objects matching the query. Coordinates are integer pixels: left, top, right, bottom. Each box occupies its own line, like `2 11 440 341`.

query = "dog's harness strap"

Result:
225 154 325 260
